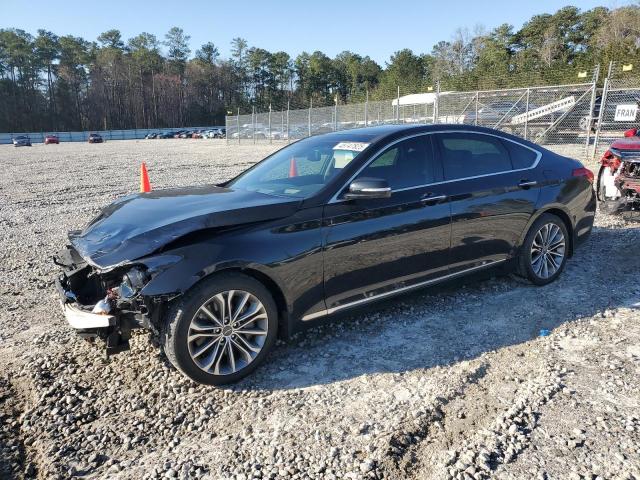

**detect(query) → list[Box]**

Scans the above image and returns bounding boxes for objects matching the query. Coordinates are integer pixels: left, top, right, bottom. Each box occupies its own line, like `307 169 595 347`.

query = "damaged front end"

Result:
598 146 640 217
54 244 167 356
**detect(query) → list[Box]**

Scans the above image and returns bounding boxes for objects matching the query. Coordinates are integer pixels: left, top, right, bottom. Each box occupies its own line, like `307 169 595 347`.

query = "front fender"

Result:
138 244 284 298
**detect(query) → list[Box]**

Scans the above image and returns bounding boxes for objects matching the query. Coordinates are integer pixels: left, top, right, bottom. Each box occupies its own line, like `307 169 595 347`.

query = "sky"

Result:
1 0 635 64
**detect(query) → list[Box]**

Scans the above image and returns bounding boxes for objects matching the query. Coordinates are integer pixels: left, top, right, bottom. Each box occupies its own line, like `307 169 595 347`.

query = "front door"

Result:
322 134 451 313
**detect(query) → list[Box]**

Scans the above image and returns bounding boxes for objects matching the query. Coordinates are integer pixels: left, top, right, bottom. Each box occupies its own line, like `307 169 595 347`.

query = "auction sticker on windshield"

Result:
333 142 369 152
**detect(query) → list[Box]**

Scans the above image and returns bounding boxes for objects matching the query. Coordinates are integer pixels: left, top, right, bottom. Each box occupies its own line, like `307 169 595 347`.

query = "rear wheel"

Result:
163 273 278 385
518 213 569 285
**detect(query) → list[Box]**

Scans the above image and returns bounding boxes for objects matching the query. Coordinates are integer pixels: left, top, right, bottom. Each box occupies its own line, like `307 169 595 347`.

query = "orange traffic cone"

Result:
140 162 151 193
288 157 298 177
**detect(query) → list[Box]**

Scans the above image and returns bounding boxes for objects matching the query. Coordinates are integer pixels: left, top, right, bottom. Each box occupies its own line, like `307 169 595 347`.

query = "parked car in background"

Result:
231 127 269 139
158 132 176 139
12 135 32 147
145 133 159 139
463 100 540 126
88 133 103 143
44 134 60 144
54 124 595 385
204 128 226 139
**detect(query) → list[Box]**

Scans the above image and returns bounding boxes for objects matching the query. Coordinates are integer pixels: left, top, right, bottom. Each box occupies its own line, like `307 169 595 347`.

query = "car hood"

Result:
610 137 640 151
69 185 299 269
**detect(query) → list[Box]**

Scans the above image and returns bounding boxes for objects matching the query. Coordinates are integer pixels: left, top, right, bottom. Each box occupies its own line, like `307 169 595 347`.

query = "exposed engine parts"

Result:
55 247 159 356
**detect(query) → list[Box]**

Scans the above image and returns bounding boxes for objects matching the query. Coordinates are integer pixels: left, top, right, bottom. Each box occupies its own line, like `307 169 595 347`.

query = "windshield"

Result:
228 136 369 198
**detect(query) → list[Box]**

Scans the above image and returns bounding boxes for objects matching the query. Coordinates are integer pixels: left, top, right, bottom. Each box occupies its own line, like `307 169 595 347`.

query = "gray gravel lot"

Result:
0 139 639 480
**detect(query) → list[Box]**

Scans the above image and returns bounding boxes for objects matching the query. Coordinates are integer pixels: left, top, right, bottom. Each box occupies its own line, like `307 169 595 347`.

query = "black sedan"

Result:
12 135 32 147
88 133 103 143
54 125 596 385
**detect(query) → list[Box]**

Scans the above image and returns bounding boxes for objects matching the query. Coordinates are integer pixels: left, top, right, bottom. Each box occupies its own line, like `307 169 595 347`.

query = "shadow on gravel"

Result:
0 377 31 480
241 224 640 391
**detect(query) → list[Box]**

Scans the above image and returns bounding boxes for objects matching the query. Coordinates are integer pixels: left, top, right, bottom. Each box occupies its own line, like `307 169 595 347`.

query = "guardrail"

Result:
0 126 224 145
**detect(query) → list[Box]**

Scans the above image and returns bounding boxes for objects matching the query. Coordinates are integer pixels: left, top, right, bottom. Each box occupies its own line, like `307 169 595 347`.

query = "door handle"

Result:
518 180 538 188
421 194 447 204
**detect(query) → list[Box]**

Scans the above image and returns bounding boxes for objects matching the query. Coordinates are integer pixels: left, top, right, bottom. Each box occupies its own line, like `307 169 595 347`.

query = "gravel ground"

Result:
0 139 639 480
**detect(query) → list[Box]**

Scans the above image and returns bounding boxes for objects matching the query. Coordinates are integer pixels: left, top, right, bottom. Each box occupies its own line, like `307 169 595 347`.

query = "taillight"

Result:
572 167 594 184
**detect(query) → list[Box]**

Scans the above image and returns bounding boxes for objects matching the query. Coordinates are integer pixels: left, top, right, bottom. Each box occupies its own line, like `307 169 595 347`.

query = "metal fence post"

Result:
252 106 256 145
474 91 479 126
592 76 610 161
237 109 240 145
433 80 440 124
396 86 400 123
585 64 600 159
286 100 290 144
225 114 229 145
308 98 312 137
334 98 338 131
364 90 369 126
268 104 272 144
524 88 530 140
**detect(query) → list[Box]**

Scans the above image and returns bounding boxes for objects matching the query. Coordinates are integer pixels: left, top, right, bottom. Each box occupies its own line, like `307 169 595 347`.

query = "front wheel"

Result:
518 213 569 285
162 272 278 385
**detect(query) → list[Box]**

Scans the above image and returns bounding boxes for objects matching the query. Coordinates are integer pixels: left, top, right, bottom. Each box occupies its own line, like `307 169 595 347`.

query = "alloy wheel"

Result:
530 223 566 279
187 290 268 376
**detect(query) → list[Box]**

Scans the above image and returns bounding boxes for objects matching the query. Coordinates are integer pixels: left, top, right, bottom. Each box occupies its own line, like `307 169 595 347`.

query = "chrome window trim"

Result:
329 130 542 203
301 258 506 321
359 187 392 193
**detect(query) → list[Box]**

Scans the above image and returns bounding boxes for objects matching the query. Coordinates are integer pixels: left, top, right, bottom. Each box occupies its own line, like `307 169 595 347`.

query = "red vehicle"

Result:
44 134 59 144
598 128 640 214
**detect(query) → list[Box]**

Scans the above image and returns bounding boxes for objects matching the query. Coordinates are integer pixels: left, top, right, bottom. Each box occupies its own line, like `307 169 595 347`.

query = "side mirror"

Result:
344 178 391 200
624 128 638 138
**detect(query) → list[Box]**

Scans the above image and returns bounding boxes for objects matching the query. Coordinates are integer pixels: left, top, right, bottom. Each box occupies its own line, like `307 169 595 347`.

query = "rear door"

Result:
433 131 541 273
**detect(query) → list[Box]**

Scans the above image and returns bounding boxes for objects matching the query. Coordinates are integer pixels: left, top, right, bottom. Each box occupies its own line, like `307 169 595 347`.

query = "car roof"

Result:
315 123 525 144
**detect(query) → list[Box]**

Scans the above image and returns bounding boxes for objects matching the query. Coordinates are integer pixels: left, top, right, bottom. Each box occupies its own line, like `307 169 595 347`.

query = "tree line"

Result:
1 4 640 133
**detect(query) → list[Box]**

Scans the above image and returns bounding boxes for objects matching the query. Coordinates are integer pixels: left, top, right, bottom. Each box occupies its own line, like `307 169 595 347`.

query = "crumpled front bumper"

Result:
55 275 115 330
62 301 115 329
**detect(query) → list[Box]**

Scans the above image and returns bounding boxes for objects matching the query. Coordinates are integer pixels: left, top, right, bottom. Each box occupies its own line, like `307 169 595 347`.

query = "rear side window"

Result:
502 140 538 170
437 133 512 180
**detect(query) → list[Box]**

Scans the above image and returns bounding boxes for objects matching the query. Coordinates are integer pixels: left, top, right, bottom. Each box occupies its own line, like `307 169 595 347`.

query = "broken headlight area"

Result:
599 148 640 218
54 246 162 356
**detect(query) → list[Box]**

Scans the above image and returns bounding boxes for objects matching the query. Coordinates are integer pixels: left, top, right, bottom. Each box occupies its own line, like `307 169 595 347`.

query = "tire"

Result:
162 272 278 385
597 166 606 203
518 213 569 286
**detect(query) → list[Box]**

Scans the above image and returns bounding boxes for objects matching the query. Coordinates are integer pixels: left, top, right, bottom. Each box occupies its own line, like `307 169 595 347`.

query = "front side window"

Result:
437 133 512 180
229 136 369 198
356 136 434 190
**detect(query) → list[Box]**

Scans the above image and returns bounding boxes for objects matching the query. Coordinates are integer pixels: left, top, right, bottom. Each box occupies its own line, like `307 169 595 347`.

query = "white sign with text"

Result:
614 104 638 122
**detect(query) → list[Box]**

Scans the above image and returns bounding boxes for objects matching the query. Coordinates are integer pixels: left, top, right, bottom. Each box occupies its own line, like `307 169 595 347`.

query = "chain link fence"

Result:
437 81 598 158
227 70 604 161
593 61 640 159
223 63 640 163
